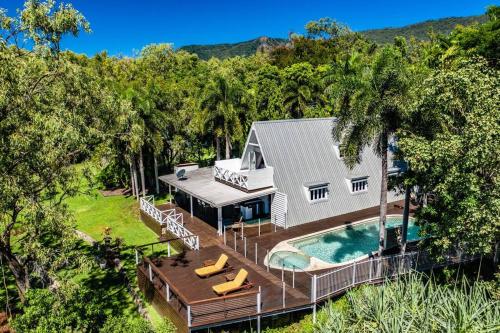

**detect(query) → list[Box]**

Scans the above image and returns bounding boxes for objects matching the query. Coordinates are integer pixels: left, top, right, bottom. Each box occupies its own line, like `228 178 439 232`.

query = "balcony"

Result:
214 159 274 192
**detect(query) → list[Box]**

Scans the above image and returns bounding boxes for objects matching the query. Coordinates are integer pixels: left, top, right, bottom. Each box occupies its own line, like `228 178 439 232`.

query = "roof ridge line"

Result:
253 117 337 125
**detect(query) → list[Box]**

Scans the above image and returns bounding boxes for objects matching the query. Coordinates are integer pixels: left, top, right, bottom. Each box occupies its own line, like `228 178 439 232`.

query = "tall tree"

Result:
281 62 325 118
331 47 411 254
198 69 248 160
398 59 499 258
0 0 108 299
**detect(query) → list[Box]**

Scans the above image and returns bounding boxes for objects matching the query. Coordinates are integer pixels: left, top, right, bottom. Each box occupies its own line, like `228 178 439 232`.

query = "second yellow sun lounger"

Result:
212 268 252 295
194 254 229 278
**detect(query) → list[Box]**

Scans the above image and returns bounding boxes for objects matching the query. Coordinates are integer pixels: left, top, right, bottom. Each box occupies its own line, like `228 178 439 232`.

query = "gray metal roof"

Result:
159 167 276 207
252 118 401 227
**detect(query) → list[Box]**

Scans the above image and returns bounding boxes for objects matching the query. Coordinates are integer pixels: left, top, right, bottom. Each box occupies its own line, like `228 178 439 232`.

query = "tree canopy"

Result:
0 1 499 330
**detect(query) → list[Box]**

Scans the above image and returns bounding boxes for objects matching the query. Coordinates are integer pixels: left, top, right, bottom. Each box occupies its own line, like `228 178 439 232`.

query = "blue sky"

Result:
0 0 496 56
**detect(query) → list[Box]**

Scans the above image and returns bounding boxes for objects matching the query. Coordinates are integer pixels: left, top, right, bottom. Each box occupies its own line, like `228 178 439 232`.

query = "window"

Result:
350 177 368 193
308 185 329 203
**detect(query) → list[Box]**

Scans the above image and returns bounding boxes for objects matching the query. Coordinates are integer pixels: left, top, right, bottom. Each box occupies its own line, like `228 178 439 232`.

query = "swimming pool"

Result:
268 251 310 270
292 215 419 265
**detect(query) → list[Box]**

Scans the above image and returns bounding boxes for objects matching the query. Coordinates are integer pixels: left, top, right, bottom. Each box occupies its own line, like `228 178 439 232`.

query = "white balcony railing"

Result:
213 159 274 191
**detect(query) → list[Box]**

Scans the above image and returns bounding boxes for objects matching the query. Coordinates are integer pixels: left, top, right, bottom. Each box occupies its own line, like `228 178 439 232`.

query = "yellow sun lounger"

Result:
194 254 229 278
212 269 252 296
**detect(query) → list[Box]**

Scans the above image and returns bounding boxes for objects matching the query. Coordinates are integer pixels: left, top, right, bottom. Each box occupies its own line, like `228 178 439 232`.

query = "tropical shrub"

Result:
314 274 499 333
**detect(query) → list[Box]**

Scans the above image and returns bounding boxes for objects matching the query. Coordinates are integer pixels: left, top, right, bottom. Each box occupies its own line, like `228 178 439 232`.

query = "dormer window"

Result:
349 177 368 193
304 182 329 203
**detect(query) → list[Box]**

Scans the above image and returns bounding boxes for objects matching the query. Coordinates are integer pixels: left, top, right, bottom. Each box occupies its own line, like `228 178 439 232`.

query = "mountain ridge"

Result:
179 14 487 60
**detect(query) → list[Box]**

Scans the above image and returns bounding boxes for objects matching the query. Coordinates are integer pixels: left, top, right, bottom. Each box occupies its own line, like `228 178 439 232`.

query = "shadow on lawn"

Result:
72 240 138 317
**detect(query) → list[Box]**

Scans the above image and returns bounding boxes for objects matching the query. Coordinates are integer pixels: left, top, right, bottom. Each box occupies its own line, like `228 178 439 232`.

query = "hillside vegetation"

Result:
362 14 487 43
180 15 487 59
180 36 287 60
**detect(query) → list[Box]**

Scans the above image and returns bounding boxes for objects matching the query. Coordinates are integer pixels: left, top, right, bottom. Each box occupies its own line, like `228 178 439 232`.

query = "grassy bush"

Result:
313 273 499 333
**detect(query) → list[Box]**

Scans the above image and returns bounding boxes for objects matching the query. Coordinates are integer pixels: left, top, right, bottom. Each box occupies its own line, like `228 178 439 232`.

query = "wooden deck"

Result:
141 199 407 249
137 199 482 332
139 199 409 300
240 200 407 249
138 245 311 331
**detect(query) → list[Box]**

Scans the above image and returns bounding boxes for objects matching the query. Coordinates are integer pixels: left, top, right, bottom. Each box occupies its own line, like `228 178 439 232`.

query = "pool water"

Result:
269 251 310 270
292 216 419 265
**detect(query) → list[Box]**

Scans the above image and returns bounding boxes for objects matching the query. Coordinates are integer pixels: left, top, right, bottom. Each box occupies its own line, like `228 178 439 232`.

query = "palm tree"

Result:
330 47 410 254
282 62 323 118
125 80 166 197
199 73 247 160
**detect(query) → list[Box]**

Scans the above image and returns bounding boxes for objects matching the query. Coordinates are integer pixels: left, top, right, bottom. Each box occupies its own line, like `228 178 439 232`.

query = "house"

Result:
159 117 402 235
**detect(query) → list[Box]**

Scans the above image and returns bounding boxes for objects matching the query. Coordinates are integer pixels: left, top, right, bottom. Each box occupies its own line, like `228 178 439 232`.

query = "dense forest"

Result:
181 14 487 59
0 1 498 332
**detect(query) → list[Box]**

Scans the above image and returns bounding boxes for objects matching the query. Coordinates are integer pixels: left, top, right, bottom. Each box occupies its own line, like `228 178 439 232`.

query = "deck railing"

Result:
138 255 262 328
313 249 480 301
222 226 480 309
140 196 199 250
223 226 312 306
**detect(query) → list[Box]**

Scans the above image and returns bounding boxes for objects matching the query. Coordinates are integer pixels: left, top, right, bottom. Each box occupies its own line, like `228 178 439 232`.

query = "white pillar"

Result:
168 184 172 204
217 207 223 236
189 194 193 218
257 287 262 333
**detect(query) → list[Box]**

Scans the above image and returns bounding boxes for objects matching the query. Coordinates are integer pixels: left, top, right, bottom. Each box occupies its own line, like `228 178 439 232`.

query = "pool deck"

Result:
139 199 414 331
229 200 409 254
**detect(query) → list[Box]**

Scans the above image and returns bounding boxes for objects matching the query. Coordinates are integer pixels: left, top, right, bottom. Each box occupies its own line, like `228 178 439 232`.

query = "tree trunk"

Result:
215 137 221 161
225 132 231 160
139 148 146 197
2 251 29 302
401 185 411 253
378 134 388 254
154 156 159 194
129 160 136 197
132 157 140 202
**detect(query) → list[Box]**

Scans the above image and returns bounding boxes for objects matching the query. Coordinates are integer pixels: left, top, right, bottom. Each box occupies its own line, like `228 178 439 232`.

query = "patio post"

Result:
148 263 153 282
311 275 317 323
234 232 237 251
217 207 223 236
266 249 270 272
352 261 356 286
189 194 193 218
258 218 261 236
187 305 192 327
166 283 170 302
257 286 262 333
282 281 285 308
223 226 227 245
167 242 171 257
168 185 172 204
255 243 258 264
135 249 139 265
369 257 373 282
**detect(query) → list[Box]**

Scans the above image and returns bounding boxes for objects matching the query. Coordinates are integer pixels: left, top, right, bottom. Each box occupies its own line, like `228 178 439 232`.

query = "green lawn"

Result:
67 191 158 246
63 166 175 328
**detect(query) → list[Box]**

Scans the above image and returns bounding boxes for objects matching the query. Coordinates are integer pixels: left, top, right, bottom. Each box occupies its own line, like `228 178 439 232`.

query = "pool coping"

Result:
265 214 414 272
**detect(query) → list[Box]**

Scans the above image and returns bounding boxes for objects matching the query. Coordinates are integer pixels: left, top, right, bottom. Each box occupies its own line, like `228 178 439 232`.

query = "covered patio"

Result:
159 167 276 235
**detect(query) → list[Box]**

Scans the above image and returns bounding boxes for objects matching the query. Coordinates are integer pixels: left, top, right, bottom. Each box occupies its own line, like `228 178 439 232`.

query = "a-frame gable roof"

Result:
251 118 400 227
